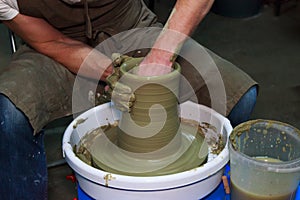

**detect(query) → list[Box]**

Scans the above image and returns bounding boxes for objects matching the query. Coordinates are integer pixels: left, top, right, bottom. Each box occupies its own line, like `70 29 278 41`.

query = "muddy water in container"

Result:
229 119 300 200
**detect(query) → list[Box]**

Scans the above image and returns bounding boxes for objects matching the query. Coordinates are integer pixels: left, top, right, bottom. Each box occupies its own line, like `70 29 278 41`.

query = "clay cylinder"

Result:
117 62 182 154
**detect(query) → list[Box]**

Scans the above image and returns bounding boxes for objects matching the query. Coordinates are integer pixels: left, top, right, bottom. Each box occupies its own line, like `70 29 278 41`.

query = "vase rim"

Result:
120 62 181 81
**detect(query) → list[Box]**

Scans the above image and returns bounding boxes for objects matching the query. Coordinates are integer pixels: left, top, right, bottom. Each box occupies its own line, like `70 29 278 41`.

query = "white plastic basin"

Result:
62 101 232 200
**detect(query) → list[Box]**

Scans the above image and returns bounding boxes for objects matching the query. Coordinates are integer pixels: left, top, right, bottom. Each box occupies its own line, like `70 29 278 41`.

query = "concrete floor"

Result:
0 1 299 199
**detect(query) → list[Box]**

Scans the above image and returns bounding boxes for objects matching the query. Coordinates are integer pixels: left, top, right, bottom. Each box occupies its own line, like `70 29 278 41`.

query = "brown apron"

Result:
0 0 257 134
18 0 158 45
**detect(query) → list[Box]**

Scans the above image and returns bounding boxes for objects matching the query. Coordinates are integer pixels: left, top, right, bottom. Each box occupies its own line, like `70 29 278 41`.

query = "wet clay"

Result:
74 117 228 176
117 61 182 153
74 61 227 176
87 122 208 176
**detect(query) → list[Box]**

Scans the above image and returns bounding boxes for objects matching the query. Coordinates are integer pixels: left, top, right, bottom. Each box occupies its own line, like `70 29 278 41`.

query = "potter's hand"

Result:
106 53 141 112
137 49 175 76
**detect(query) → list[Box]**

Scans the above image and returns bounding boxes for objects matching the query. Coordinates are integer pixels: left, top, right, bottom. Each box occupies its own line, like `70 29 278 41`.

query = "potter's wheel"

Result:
80 122 209 176
64 101 232 199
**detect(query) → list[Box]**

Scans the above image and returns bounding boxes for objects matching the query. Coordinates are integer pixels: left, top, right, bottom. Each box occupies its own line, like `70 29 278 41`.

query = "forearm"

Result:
3 14 112 81
167 0 214 37
144 0 214 67
33 38 112 81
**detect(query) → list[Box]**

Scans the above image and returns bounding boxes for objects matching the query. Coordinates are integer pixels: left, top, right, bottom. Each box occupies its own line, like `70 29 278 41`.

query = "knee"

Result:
0 94 32 134
0 94 21 121
228 85 258 127
235 85 258 111
242 85 258 103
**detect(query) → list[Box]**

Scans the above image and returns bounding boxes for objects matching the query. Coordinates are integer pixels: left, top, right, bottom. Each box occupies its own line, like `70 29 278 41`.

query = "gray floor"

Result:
0 1 299 199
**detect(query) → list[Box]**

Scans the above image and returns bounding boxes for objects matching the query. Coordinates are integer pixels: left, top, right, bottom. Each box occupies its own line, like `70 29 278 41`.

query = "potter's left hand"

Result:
106 53 142 112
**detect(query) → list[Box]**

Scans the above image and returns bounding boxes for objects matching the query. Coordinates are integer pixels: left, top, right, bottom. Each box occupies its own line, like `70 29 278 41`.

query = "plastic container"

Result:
229 119 300 200
62 101 232 200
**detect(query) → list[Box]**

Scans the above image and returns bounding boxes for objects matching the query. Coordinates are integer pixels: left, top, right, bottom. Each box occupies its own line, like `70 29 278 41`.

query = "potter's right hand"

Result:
106 53 142 112
137 49 174 76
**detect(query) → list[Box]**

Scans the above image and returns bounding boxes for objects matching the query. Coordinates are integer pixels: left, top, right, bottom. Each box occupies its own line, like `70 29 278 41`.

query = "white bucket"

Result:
62 101 232 200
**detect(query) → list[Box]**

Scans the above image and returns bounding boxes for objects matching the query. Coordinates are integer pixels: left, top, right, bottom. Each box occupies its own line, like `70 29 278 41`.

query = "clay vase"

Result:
117 59 182 155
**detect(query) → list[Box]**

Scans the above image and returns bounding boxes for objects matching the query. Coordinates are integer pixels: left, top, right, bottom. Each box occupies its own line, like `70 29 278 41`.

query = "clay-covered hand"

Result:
106 53 142 112
137 49 174 76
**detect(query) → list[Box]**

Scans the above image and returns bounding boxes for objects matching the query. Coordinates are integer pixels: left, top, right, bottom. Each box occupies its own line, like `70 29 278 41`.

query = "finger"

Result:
106 73 119 88
112 53 122 67
121 57 143 71
114 82 132 94
112 91 135 102
111 97 134 112
114 102 131 112
129 94 135 102
112 95 134 110
104 85 110 92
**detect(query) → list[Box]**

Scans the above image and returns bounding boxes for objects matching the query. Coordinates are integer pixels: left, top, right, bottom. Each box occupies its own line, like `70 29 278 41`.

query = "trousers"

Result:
0 94 48 200
0 85 257 199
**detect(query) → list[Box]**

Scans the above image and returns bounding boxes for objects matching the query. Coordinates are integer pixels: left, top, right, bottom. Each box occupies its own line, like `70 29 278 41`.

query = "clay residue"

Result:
230 119 300 161
180 118 225 154
74 119 225 175
103 173 116 187
73 118 88 129
230 120 263 150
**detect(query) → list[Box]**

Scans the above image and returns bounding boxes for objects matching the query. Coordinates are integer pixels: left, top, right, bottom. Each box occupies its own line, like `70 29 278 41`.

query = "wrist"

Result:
145 48 175 68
